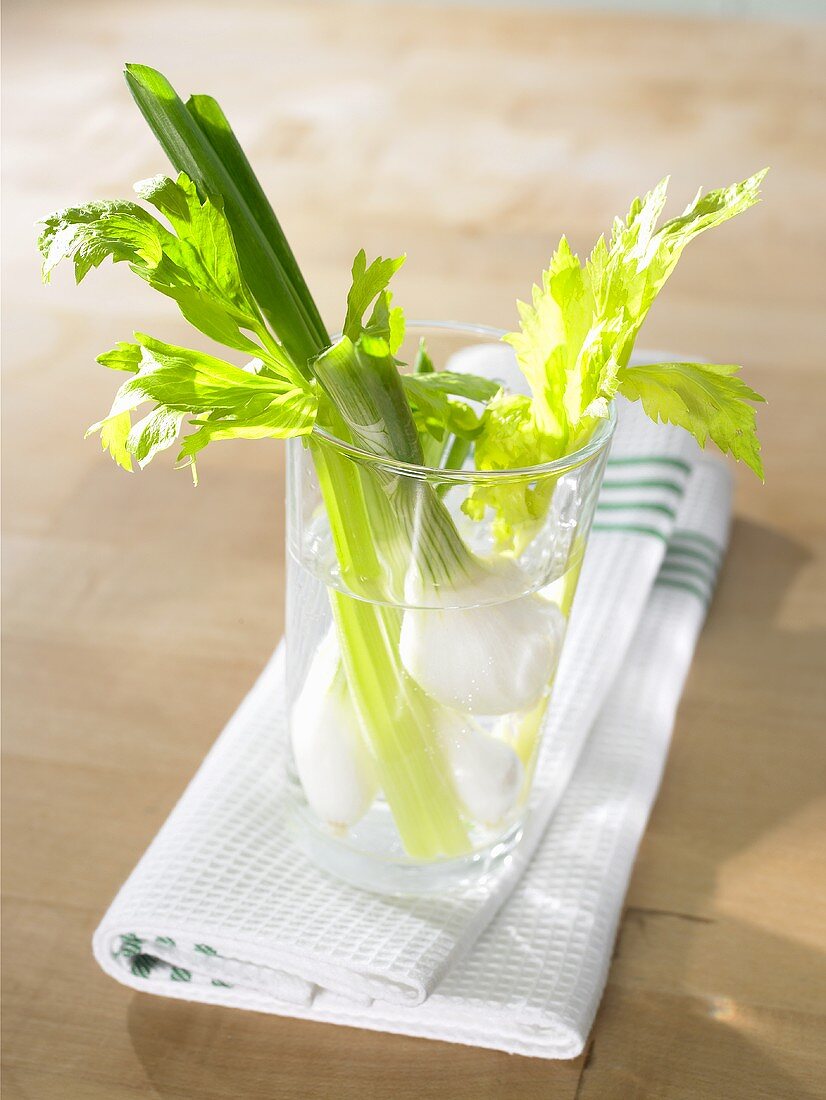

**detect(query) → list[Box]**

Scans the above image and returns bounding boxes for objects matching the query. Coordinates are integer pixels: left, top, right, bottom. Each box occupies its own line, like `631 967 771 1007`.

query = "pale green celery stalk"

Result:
419 335 474 477
557 539 586 617
330 593 469 859
313 336 478 594
311 345 477 856
308 422 473 858
307 439 471 858
439 434 472 474
309 402 385 595
309 404 471 859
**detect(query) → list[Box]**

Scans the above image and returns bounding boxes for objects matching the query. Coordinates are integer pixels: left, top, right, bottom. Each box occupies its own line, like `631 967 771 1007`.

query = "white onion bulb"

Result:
442 717 524 824
400 566 566 715
290 633 378 829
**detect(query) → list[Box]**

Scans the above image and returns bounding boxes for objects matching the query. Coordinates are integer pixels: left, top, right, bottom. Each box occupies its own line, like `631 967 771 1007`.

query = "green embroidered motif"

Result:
194 944 218 956
131 954 161 979
155 936 176 948
211 980 233 988
170 967 192 982
119 933 143 958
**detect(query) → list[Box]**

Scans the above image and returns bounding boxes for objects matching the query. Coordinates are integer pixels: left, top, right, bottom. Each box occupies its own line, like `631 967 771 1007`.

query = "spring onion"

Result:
399 566 567 715
442 717 525 825
291 631 378 829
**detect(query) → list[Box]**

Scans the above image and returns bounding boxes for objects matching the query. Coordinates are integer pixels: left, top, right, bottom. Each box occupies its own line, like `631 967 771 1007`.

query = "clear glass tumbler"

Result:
285 322 615 894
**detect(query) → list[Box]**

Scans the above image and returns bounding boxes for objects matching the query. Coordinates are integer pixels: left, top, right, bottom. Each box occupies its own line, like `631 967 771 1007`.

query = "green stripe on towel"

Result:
670 530 723 556
606 456 692 474
596 501 678 520
591 523 669 542
659 561 716 587
666 544 721 571
655 577 710 605
601 478 685 494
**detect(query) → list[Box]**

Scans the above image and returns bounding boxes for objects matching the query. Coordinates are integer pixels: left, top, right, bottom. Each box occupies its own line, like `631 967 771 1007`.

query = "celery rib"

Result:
331 593 470 860
310 434 471 860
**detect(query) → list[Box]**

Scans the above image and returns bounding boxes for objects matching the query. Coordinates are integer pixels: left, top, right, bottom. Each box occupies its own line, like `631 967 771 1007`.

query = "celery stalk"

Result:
309 446 470 858
330 593 470 860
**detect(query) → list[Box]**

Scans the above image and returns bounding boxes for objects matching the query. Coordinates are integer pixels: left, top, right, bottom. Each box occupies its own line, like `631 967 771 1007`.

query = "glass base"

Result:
285 783 525 897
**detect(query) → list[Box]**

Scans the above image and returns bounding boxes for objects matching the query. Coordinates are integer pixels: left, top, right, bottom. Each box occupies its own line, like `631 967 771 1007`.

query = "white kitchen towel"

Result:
93 406 731 1059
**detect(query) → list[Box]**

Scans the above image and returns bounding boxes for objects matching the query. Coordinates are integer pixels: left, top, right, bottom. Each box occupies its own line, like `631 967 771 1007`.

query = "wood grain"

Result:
2 2 825 1097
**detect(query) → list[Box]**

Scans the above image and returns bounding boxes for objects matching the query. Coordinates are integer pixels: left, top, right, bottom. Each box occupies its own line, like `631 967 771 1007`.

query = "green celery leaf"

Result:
364 289 405 355
586 169 769 367
617 360 766 477
134 174 250 301
405 370 500 404
403 348 500 468
116 334 301 411
462 392 561 553
94 411 134 472
38 200 164 282
402 377 488 444
178 390 317 457
498 169 767 454
401 375 449 442
127 407 186 468
88 334 317 473
413 338 435 374
40 177 277 359
474 393 564 471
503 236 594 449
97 342 143 373
164 285 263 355
469 170 767 548
343 250 406 342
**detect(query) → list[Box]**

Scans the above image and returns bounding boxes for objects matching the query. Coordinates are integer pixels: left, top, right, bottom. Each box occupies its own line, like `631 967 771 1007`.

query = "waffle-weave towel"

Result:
93 400 731 1058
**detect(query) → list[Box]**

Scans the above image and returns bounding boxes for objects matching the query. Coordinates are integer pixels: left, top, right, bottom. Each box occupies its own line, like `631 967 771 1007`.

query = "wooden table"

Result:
3 2 825 1096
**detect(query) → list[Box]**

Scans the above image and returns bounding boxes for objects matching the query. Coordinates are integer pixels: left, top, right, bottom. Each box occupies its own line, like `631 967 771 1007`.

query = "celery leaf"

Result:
471 170 767 548
88 334 317 473
617 360 765 478
38 174 286 363
343 250 406 342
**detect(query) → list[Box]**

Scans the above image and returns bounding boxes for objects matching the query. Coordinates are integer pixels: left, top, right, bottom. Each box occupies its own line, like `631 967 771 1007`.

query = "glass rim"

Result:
310 319 617 484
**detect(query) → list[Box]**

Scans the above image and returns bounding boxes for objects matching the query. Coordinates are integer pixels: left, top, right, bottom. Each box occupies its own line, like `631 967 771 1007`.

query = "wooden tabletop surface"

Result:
3 2 825 1097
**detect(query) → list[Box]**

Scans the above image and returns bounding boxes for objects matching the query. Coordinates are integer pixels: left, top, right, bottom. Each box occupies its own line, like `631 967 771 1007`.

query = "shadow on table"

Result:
126 993 581 1100
579 517 825 1098
585 911 826 1099
127 518 823 1099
